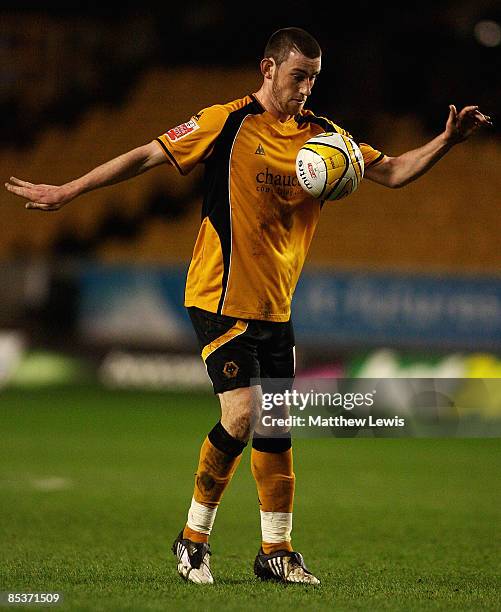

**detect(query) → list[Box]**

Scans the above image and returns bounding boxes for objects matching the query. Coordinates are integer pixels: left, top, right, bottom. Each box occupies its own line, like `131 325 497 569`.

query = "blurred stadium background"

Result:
1 0 500 392
1 2 501 609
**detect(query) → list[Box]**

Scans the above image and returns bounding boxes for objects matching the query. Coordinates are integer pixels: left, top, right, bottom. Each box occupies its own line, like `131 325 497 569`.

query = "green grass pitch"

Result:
1 386 500 611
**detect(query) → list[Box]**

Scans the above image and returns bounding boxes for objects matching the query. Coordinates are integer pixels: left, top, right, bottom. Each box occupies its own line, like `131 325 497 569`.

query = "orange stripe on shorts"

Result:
201 320 248 362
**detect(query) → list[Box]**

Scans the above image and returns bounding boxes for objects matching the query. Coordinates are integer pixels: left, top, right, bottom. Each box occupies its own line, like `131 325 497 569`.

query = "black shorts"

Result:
188 306 295 394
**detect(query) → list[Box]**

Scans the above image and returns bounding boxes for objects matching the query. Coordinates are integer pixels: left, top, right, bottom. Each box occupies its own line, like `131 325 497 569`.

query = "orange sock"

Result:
183 525 210 544
183 433 243 542
251 447 295 553
261 540 293 554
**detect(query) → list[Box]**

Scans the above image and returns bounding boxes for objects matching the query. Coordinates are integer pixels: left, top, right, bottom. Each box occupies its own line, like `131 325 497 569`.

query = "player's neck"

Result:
253 89 291 123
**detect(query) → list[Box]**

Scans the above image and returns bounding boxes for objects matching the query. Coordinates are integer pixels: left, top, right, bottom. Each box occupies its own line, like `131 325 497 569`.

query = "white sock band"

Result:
187 498 218 535
260 511 292 543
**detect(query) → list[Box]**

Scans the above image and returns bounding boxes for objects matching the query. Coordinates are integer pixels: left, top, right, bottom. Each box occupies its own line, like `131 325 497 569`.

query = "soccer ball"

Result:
295 132 364 201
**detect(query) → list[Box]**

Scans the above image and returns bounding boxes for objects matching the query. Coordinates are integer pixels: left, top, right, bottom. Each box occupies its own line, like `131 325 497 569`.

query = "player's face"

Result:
272 50 321 117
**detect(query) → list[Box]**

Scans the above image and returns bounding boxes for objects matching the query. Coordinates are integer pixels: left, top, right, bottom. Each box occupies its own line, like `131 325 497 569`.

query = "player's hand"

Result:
445 105 493 144
4 177 74 211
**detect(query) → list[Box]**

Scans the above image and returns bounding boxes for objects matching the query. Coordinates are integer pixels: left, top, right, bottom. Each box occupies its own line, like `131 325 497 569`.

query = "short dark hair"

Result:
264 27 321 65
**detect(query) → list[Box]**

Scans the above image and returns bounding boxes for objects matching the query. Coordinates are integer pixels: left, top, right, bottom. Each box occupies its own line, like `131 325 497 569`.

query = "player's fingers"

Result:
5 182 29 197
25 201 57 211
9 176 35 187
476 112 491 119
461 105 479 113
25 202 46 211
474 110 492 123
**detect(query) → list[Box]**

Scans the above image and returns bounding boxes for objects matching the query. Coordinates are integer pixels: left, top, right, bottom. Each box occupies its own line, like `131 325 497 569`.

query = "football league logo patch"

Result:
166 118 200 142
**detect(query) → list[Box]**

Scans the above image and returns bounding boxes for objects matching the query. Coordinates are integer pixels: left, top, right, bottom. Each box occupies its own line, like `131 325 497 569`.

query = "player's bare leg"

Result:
173 386 261 584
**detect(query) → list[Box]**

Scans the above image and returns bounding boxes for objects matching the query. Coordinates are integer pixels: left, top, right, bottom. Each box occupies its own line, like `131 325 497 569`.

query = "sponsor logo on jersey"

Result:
256 168 299 187
166 118 200 142
255 167 302 198
255 143 266 155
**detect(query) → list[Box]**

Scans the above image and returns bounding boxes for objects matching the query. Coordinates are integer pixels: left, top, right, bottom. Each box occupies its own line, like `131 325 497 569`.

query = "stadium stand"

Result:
1 67 500 272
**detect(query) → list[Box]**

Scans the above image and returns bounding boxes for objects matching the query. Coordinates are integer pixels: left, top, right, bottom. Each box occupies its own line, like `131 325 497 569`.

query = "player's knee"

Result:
223 404 260 442
219 386 262 442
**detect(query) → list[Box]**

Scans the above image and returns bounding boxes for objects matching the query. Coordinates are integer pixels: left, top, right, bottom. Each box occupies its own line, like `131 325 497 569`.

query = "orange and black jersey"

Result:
156 94 384 322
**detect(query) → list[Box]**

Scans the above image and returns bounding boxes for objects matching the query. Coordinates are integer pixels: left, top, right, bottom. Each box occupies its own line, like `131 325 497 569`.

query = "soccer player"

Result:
5 27 491 585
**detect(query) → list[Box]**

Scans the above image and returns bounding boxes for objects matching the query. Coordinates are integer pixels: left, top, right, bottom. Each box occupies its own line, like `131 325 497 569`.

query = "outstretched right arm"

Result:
4 140 167 211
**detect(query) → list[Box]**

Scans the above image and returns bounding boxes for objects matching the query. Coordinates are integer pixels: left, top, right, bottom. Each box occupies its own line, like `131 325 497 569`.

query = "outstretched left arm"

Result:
365 105 492 189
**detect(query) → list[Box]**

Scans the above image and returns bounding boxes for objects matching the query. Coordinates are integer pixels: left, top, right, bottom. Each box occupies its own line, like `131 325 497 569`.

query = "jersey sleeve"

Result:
331 122 385 168
156 105 228 175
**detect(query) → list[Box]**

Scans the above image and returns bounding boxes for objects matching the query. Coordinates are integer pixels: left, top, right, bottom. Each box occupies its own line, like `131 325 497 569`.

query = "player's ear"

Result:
260 57 275 80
